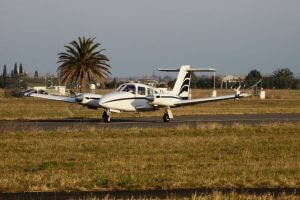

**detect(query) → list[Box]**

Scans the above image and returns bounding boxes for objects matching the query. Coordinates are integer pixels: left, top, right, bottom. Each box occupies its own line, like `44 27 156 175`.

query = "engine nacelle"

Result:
84 100 99 110
149 95 177 107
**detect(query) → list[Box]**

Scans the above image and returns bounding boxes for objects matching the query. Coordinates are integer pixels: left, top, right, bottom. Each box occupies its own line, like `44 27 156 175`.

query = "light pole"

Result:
212 72 217 97
213 72 216 90
45 76 47 88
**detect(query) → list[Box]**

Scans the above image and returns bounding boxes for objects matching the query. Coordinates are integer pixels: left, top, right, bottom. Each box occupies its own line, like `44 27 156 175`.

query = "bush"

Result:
4 89 22 97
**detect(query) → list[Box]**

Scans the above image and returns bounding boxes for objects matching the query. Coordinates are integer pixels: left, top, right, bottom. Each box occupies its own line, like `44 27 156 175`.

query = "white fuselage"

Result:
95 83 182 112
99 91 152 111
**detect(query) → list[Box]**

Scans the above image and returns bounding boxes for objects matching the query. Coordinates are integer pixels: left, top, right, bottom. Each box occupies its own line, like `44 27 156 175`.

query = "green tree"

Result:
34 70 39 79
1 65 8 88
190 72 198 89
19 63 23 75
272 68 294 89
292 78 300 89
262 76 274 89
13 62 18 76
245 69 262 86
2 64 7 78
57 37 111 92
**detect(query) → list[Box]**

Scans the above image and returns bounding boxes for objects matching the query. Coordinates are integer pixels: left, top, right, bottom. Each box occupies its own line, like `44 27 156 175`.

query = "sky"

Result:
0 0 299 77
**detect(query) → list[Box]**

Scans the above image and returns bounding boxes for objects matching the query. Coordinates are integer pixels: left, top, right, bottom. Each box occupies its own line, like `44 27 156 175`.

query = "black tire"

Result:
163 113 170 122
102 111 111 123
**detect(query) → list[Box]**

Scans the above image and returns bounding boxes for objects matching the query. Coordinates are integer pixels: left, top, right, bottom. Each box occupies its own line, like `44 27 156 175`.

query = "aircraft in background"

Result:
25 65 250 122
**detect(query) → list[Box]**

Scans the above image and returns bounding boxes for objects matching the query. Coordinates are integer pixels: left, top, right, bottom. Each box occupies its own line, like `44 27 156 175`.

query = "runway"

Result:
0 187 298 200
0 113 299 131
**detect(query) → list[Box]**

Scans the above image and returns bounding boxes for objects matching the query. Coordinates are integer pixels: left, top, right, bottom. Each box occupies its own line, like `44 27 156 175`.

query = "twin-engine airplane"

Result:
25 65 249 122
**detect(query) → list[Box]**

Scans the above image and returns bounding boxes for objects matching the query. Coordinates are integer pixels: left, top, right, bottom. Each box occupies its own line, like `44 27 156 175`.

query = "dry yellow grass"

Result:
0 123 299 192
72 192 299 200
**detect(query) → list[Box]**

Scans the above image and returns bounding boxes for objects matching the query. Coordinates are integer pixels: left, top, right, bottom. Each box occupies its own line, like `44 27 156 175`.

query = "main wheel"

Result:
102 111 111 123
163 113 170 122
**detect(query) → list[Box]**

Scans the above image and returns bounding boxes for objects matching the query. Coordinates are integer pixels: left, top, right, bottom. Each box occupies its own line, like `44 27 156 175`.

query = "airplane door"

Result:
135 86 151 110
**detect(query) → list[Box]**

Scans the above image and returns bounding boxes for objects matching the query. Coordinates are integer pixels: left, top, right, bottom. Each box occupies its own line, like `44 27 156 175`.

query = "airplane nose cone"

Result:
98 98 107 108
98 92 125 109
99 93 114 108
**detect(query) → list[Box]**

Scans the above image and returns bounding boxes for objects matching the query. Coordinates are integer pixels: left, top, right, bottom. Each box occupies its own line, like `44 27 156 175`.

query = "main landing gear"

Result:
102 108 174 123
163 113 170 122
163 107 174 122
102 109 111 123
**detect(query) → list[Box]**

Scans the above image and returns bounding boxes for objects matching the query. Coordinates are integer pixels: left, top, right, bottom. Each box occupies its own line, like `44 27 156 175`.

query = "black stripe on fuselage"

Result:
103 96 182 104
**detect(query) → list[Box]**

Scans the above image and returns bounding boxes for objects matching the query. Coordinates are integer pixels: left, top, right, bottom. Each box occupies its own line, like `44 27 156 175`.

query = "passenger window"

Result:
138 86 146 95
148 88 153 95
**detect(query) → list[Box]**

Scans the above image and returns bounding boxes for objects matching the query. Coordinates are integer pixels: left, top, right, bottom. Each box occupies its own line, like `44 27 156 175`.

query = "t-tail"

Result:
158 65 216 99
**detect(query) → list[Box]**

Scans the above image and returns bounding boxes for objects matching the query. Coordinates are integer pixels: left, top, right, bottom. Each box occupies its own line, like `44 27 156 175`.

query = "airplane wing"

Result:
174 93 250 106
28 93 77 103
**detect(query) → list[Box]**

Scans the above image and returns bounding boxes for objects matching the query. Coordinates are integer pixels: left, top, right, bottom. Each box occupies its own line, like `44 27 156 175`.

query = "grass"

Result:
0 89 299 120
72 192 300 200
0 123 299 192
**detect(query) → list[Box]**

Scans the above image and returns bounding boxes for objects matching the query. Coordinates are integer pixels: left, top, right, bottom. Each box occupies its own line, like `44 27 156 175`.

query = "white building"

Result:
32 86 66 95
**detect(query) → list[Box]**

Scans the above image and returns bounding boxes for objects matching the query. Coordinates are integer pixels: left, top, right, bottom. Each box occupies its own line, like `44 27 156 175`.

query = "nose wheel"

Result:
163 113 170 122
102 110 111 123
163 107 173 122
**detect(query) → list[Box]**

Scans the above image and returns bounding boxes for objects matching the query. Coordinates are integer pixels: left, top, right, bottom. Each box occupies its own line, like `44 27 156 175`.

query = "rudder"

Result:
172 65 191 99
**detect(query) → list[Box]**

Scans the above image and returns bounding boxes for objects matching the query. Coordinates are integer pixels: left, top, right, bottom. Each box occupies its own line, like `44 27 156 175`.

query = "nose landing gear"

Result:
102 109 111 123
163 113 170 122
163 107 173 122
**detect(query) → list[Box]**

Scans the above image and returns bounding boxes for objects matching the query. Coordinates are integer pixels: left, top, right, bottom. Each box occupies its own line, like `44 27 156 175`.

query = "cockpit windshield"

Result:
116 84 126 92
122 84 136 94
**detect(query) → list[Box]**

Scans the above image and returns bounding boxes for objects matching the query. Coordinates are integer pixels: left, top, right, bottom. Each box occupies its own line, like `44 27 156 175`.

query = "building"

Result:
32 86 66 95
221 75 244 89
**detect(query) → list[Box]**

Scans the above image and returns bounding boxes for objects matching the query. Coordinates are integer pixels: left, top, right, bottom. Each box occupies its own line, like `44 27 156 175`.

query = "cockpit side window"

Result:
122 84 136 94
138 86 146 95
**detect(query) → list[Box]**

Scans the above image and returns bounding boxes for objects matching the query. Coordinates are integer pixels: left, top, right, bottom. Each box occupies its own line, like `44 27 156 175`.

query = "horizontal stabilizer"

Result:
158 67 216 72
188 68 216 72
158 67 179 72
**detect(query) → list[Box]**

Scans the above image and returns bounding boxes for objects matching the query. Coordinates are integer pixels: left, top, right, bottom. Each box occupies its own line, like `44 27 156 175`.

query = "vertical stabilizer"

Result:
158 65 215 99
172 65 191 99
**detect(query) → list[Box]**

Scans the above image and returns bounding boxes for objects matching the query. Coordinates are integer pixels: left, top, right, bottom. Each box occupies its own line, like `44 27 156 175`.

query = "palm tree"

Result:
272 68 294 89
57 37 110 92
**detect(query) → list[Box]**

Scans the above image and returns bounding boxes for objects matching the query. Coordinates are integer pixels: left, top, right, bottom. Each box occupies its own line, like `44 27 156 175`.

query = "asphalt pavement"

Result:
0 187 298 200
0 113 299 131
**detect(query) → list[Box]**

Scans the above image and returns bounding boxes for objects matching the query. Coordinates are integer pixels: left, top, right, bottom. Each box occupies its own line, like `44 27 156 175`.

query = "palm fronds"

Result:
57 37 111 91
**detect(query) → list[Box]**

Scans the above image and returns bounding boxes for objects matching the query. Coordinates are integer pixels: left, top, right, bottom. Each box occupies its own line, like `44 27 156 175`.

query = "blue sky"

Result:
0 0 299 77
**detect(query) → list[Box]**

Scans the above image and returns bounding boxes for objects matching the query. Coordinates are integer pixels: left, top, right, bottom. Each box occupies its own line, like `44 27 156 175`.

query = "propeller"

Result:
234 85 241 99
75 93 84 102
